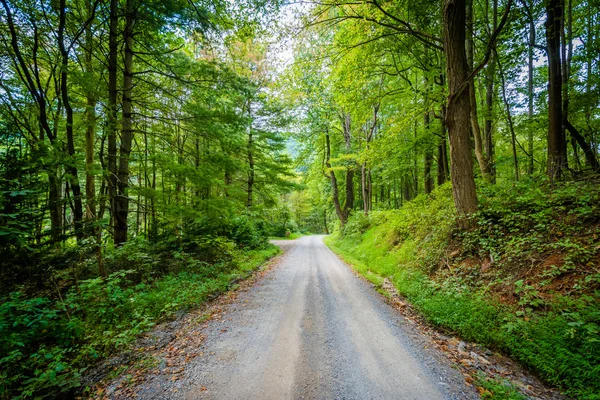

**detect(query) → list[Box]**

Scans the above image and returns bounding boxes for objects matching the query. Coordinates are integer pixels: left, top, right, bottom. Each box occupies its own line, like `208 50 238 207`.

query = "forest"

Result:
1 0 600 398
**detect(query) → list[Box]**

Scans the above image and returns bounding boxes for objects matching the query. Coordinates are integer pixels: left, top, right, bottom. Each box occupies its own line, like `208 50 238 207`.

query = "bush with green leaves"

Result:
326 180 600 399
0 243 279 399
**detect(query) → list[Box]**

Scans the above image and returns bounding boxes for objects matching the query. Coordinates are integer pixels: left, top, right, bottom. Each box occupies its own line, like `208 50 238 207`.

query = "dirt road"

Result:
126 235 477 399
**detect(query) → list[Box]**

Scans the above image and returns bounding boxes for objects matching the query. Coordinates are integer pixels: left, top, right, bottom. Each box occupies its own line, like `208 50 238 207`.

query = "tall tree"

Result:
444 0 478 219
546 0 566 180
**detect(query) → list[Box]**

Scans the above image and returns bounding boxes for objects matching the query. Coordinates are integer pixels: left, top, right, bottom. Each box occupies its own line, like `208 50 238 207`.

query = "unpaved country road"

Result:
128 235 478 399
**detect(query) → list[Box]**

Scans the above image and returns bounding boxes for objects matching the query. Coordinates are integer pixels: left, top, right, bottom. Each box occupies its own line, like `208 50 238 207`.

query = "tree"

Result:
443 0 479 219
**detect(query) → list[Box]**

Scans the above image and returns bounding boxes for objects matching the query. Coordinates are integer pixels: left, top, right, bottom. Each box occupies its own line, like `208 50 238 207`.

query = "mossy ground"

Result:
325 180 600 399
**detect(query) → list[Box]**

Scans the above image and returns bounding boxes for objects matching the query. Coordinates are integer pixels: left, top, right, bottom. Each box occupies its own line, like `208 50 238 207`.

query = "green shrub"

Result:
0 244 279 399
325 180 600 399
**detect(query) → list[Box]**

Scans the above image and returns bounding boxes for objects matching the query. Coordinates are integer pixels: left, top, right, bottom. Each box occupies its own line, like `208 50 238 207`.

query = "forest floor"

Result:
87 235 565 400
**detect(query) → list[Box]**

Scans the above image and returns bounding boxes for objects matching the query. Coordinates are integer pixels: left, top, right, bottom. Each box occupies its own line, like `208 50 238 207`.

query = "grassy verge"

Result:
324 181 600 400
0 244 279 399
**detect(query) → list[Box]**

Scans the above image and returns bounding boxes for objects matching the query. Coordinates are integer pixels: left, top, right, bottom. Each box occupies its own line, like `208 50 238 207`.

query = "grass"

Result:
475 373 528 400
323 181 600 400
0 244 280 399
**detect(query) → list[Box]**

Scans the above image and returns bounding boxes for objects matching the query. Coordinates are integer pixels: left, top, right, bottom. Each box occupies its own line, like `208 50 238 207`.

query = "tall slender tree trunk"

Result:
437 104 450 186
247 130 254 208
84 0 96 229
361 105 378 215
341 112 354 220
546 0 566 181
424 112 434 194
107 0 119 242
325 131 346 226
483 0 498 183
48 170 63 242
467 0 491 181
527 0 535 174
361 163 369 215
115 0 135 244
84 0 104 275
497 57 520 180
444 0 478 222
561 0 579 169
58 0 84 239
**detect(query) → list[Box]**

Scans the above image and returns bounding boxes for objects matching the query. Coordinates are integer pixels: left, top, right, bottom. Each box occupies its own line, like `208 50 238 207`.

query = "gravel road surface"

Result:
129 235 478 399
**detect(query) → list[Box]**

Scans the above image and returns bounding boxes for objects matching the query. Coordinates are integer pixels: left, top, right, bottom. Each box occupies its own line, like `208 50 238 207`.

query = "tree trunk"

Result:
58 0 84 239
361 163 369 215
437 104 449 186
361 105 378 215
424 111 434 194
467 0 492 181
107 0 119 242
247 130 254 208
325 131 346 226
546 0 566 180
114 0 135 244
344 169 354 218
564 120 599 170
48 169 63 242
561 0 573 167
444 0 478 222
84 0 104 276
84 0 96 229
527 0 535 174
497 57 520 180
340 112 354 222
483 0 498 183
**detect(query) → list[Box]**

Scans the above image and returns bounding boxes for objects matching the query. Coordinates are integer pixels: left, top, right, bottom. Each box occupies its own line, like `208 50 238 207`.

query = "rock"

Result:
478 355 491 365
457 341 467 353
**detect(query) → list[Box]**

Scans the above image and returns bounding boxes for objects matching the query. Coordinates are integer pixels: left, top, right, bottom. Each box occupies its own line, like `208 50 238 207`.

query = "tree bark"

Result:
84 0 97 232
424 111 434 194
437 104 450 186
361 105 378 215
497 57 520 180
527 0 535 174
564 120 599 171
325 131 346 226
444 0 478 222
114 0 135 244
546 0 566 180
483 0 498 183
107 0 119 242
247 130 254 208
466 0 492 181
341 112 354 221
58 0 84 240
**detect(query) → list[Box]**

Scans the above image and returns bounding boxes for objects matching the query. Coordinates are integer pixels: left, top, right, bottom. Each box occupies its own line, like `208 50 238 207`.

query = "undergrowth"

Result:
0 241 279 399
325 179 600 400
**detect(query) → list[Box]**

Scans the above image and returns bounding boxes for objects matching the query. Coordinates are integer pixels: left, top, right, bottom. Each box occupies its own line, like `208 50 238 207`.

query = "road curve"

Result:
131 235 477 400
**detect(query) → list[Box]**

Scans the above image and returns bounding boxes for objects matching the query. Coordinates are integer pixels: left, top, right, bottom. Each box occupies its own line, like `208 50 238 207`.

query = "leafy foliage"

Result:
326 180 600 399
0 243 279 399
